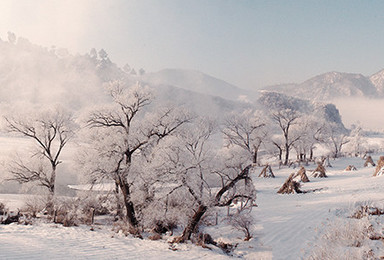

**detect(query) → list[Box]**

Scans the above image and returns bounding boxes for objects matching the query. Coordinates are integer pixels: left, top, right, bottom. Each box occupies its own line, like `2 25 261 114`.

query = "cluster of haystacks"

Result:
312 162 327 178
258 164 275 178
345 165 357 171
364 156 376 167
373 156 384 176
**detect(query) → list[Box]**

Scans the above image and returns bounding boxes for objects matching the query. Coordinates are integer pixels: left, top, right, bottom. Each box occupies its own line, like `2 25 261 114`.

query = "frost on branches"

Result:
79 82 191 231
4 107 75 213
149 118 257 242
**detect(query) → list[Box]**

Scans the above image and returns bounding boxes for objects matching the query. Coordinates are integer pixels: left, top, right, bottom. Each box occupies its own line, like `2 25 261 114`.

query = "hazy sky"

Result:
1 0 384 90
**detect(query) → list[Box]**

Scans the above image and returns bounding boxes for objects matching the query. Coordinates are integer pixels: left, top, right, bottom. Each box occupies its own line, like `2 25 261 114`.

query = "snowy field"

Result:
1 156 384 259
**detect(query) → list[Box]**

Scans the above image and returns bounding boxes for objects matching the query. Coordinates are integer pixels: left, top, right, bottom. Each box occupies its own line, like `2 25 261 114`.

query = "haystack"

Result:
258 164 275 178
373 156 384 176
345 165 357 171
293 166 310 182
277 173 303 194
312 162 327 178
364 156 376 167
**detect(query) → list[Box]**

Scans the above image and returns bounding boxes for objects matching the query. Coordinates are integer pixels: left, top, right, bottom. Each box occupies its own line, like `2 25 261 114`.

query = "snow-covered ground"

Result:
254 156 384 259
1 156 383 259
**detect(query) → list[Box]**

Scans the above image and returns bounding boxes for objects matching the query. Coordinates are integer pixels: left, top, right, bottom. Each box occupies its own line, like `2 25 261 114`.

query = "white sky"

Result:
1 0 384 90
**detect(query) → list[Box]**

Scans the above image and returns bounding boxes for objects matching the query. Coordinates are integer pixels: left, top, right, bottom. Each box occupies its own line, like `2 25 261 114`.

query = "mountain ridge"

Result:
140 68 257 102
263 70 384 101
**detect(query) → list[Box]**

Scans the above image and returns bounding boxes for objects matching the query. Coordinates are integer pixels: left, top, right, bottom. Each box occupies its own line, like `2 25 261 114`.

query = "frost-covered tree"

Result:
222 110 267 164
344 123 365 157
5 107 75 211
151 118 256 242
325 122 349 158
270 109 301 165
292 116 326 162
82 82 190 229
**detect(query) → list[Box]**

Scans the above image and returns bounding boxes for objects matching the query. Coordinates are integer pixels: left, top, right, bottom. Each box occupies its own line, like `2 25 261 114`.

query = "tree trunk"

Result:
46 165 56 216
252 151 257 164
284 143 289 165
114 181 122 218
277 146 282 162
46 192 55 216
118 180 138 228
178 204 207 242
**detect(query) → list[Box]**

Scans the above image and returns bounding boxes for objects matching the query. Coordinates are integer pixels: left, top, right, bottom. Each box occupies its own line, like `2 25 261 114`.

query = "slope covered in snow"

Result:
264 71 379 101
141 69 256 102
369 69 384 96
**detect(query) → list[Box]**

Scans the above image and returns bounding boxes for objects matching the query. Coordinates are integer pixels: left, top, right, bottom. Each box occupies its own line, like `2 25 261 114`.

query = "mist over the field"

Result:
333 98 384 130
2 2 384 259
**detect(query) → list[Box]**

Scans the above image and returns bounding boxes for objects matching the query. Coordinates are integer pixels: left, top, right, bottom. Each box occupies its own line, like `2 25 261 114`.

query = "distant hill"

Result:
0 34 366 128
263 71 381 101
0 36 253 121
369 69 384 96
140 68 256 102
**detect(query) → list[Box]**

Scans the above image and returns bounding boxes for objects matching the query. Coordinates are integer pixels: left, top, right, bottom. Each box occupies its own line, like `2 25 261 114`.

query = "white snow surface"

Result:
1 156 384 259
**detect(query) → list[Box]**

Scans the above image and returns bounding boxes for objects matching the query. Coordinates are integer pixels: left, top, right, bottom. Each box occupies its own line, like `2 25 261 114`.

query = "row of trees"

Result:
2 82 366 240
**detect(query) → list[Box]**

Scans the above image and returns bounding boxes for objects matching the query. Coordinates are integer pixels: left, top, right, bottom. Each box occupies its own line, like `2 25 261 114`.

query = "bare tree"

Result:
292 116 326 162
5 107 74 211
83 82 190 229
177 164 255 242
151 119 256 243
228 206 254 241
270 109 301 165
325 122 349 158
222 110 267 164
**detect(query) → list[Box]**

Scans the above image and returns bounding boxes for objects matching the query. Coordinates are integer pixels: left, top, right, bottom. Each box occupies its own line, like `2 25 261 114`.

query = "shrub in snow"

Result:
52 198 82 227
112 220 142 238
309 220 365 259
352 205 384 219
373 156 384 176
80 193 113 217
227 207 254 241
22 196 47 218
